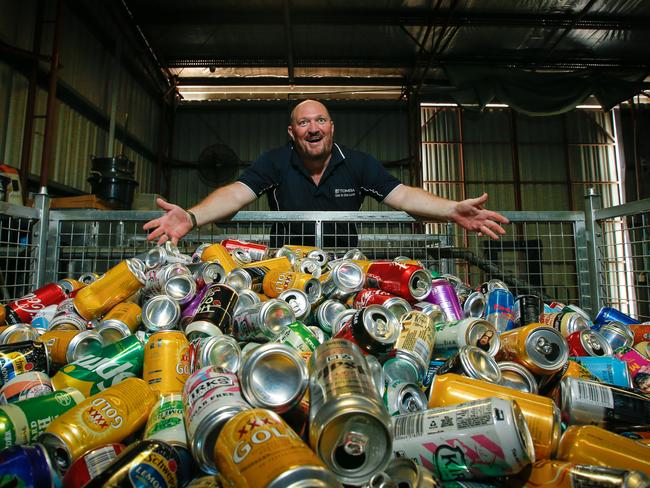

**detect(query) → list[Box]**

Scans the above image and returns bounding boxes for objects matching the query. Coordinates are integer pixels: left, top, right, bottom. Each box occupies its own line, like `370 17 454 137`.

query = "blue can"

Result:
422 360 445 390
594 306 638 326
569 356 632 388
0 444 59 488
485 288 515 332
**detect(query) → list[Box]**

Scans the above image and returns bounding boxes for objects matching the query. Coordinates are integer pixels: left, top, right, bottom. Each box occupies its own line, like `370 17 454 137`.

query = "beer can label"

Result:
275 322 320 354
0 343 49 386
145 394 187 447
0 371 53 404
396 311 435 370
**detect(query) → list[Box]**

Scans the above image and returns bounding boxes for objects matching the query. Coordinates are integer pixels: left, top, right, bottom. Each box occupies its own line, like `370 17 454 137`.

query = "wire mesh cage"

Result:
0 203 39 301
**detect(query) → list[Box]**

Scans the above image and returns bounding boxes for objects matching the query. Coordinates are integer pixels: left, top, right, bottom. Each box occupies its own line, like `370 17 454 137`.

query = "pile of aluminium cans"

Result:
1 238 650 488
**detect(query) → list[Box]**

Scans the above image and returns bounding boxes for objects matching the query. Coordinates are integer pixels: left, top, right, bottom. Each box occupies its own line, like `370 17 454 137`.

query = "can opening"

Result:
55 446 71 471
334 444 367 471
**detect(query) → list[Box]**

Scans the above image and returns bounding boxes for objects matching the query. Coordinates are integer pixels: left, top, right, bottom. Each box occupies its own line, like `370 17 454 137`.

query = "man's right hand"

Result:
143 198 193 246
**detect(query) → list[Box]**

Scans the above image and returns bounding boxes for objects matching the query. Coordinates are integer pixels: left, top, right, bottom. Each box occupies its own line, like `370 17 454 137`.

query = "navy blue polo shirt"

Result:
237 143 401 248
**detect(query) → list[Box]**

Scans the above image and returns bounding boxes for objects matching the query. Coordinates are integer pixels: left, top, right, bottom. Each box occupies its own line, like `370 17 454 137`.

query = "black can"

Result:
0 340 49 386
190 283 239 334
515 294 542 327
84 440 183 488
333 305 400 358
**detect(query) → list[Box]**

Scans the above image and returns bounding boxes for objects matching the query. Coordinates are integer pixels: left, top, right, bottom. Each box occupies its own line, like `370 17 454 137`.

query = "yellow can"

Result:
429 373 560 460
497 323 569 376
39 377 157 471
352 259 373 273
557 425 650 474
262 269 317 298
541 359 601 401
102 302 142 333
73 260 145 320
0 306 5 325
513 459 649 487
200 243 238 273
214 408 339 488
281 245 320 259
37 329 104 366
143 331 190 394
243 256 292 272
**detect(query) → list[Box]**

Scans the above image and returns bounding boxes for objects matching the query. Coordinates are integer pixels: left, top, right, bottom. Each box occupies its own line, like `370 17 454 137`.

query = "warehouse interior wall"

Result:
0 0 161 199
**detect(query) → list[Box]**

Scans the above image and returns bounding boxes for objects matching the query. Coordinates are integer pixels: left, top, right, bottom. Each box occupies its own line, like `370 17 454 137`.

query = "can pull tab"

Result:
371 313 390 338
334 419 370 471
368 471 395 488
535 336 553 355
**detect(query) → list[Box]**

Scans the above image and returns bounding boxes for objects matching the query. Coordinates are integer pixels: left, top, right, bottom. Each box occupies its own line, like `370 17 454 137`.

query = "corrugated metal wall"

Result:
170 105 410 211
0 0 160 197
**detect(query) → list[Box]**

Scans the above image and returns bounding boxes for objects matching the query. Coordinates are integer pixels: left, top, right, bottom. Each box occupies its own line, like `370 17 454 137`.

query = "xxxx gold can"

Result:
0 306 5 325
513 459 650 487
497 323 569 376
39 377 157 471
262 269 321 300
428 373 560 460
144 331 191 394
557 425 650 474
200 243 238 273
214 408 340 488
73 259 145 320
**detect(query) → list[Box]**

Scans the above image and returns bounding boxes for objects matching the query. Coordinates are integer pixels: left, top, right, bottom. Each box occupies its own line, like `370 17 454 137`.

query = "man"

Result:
144 99 509 246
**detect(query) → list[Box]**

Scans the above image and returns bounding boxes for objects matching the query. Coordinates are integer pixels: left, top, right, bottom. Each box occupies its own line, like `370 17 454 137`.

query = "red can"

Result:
365 262 432 302
221 238 268 261
5 283 67 325
566 329 613 357
62 443 125 488
629 325 650 345
333 304 401 357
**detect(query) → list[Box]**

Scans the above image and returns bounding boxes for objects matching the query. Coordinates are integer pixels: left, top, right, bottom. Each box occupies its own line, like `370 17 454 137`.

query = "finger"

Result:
481 225 500 240
146 226 166 241
466 193 489 206
156 198 175 211
486 220 507 235
142 218 161 231
157 234 169 246
484 210 510 224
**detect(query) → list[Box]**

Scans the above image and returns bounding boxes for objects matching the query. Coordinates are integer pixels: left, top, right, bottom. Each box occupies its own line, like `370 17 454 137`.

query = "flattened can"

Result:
433 318 499 358
0 370 53 404
143 331 191 394
39 377 157 471
566 329 613 357
62 443 125 488
145 393 188 448
182 366 250 473
428 373 561 460
0 340 50 386
393 310 436 382
383 379 427 416
82 439 182 488
309 339 392 485
497 323 569 375
215 408 341 488
392 397 535 480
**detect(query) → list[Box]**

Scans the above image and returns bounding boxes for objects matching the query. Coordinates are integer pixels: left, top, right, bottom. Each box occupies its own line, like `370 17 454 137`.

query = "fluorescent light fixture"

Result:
177 84 404 101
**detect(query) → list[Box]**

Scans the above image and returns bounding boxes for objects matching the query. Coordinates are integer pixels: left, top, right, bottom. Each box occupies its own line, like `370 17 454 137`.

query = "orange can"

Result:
243 256 292 272
0 307 6 326
200 243 238 273
101 302 142 333
262 269 320 298
557 425 650 474
214 408 338 488
73 260 145 320
497 323 569 376
539 359 601 400
429 373 560 460
37 329 104 366
281 245 320 259
143 331 190 394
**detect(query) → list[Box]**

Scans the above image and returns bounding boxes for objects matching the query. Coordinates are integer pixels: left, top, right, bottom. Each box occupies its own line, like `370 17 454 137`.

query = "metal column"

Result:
584 188 603 316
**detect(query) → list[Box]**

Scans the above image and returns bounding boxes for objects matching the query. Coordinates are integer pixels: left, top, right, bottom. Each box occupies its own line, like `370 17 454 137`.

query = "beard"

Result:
295 137 333 162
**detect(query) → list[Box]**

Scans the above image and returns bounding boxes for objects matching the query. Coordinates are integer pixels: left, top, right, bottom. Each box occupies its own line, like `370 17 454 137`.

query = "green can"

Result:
0 387 85 449
50 335 144 396
273 321 320 354
144 393 188 448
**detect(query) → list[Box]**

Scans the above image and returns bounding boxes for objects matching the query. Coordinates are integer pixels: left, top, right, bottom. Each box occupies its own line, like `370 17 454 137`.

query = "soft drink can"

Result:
433 318 500 358
569 356 632 387
333 305 400 358
0 340 50 386
425 278 463 321
566 329 613 357
145 393 188 448
485 288 515 332
5 283 67 325
594 306 638 326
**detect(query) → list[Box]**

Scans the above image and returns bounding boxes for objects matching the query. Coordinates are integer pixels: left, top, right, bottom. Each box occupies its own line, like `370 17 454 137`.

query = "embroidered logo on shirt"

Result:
334 188 356 197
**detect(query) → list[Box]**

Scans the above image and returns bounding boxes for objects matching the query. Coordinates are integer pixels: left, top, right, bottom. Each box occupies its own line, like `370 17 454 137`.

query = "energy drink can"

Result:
94 302 142 343
73 259 145 320
428 373 561 460
39 377 157 471
309 339 392 485
433 318 500 358
82 439 183 488
51 335 144 396
333 305 401 358
569 356 632 387
37 329 104 366
353 288 412 321
221 238 269 261
497 361 539 394
0 387 85 448
0 444 58 488
239 343 308 413
188 283 239 336
435 345 503 384
182 366 251 473
594 307 639 326
143 331 191 394
497 323 569 375
4 282 68 325
392 397 535 480
232 299 295 342
514 294 542 328
62 443 126 488
560 376 650 431
0 340 50 386
566 329 613 357
383 379 427 416
321 260 365 301
0 370 53 404
485 288 515 333
214 408 341 488
189 335 241 373
557 425 650 474
145 393 188 448
392 310 436 382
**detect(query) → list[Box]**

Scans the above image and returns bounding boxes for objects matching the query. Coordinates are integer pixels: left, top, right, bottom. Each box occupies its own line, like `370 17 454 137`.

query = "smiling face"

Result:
288 100 334 163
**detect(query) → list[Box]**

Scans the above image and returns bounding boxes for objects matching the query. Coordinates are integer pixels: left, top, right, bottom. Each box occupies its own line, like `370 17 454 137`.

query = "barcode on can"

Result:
394 412 424 439
575 381 614 409
85 446 119 478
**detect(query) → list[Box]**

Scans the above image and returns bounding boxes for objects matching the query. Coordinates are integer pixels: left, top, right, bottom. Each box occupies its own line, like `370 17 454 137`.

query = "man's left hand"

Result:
450 193 509 240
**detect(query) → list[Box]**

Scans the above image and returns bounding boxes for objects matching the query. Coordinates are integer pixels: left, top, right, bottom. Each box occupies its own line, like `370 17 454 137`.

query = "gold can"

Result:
243 256 292 272
540 359 601 400
262 269 319 298
0 306 5 325
429 372 560 460
351 259 373 273
214 408 339 488
37 329 104 366
73 260 145 320
280 245 320 259
557 425 650 473
497 322 569 376
102 302 142 333
200 243 238 273
143 331 190 394
39 377 157 471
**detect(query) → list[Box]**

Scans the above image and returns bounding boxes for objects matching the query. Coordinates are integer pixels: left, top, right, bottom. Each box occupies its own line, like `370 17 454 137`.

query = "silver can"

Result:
314 299 347 334
233 288 261 316
232 299 295 342
381 458 438 488
321 260 365 301
463 291 486 318
383 357 420 385
231 248 253 266
383 379 427 416
164 274 197 305
433 318 500 358
413 302 447 325
239 343 308 413
294 257 322 278
274 246 297 265
182 366 251 473
307 248 329 267
278 289 312 321
330 308 357 336
308 326 327 344
309 339 393 485
226 267 266 293
0 324 40 344
189 335 241 373
498 361 539 394
188 261 226 289
435 345 503 384
366 354 386 398
141 294 181 332
343 248 367 261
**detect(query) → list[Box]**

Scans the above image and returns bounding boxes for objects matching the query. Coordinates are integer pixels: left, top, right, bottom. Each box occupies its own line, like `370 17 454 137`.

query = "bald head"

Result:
289 99 331 125
288 99 334 163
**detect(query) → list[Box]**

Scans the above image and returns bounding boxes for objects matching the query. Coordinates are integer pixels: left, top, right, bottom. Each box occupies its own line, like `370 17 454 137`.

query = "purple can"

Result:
594 307 638 326
425 279 463 321
485 288 515 333
180 286 210 330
